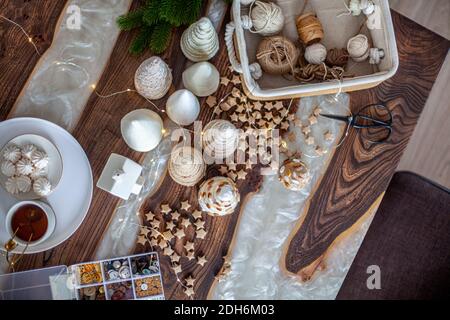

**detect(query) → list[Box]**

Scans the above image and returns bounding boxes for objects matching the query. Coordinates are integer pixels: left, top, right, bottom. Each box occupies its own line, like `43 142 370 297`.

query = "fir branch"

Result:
130 26 153 55
142 0 161 26
150 21 173 54
160 0 203 27
117 9 144 31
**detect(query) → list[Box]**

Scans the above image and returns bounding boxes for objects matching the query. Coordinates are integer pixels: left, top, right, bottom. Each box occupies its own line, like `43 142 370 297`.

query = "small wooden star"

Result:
287 113 296 121
254 111 262 119
181 218 191 228
150 229 160 239
181 201 191 211
214 108 222 116
174 228 186 239
257 119 266 127
162 230 174 242
313 106 322 116
171 252 180 263
235 104 245 113
150 238 159 247
302 126 311 135
163 246 174 256
228 163 237 171
160 204 171 215
206 96 217 108
253 101 263 111
150 220 160 229
220 102 232 111
184 241 195 252
228 171 237 181
186 251 196 261
288 132 296 142
192 210 203 220
145 211 155 221
273 115 282 124
231 75 241 85
172 264 182 274
194 220 205 230
196 229 207 240
237 170 247 180
185 276 196 287
219 166 228 175
184 286 194 297
280 122 290 130
245 160 253 170
264 102 274 111
232 87 241 98
227 97 237 107
309 115 318 125
294 119 302 128
315 146 327 156
137 235 147 246
220 77 230 86
171 210 181 221
264 112 273 121
197 255 208 267
238 113 247 122
306 136 315 145
280 109 289 118
166 220 176 230
230 113 239 122
140 226 150 237
158 239 168 249
274 101 284 110
324 131 334 141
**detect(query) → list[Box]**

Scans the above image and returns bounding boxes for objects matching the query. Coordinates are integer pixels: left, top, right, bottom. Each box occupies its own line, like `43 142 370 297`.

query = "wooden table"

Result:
1 1 449 299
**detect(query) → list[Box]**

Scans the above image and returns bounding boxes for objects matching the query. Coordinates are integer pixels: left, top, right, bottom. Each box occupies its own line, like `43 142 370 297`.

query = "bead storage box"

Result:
226 0 399 100
71 252 165 300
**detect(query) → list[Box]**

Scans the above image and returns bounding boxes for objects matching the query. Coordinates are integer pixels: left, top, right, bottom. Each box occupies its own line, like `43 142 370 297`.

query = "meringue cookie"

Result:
33 177 52 197
1 161 16 177
21 144 37 159
17 175 32 193
5 177 20 195
30 166 46 181
31 150 49 169
2 144 21 163
16 158 34 175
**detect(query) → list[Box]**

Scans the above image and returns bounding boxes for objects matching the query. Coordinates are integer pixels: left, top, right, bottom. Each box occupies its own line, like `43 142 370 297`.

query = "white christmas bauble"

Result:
134 56 172 100
182 62 220 97
121 109 164 152
166 89 200 126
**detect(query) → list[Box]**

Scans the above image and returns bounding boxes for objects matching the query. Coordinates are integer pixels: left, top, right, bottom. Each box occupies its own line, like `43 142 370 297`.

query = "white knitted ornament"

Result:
134 56 172 100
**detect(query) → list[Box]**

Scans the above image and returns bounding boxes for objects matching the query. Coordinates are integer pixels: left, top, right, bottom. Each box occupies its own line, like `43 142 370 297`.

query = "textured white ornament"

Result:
2 144 21 163
168 146 206 187
304 43 327 65
198 177 240 216
166 89 200 126
121 109 164 152
248 1 284 36
6 177 20 195
31 150 49 169
33 177 52 197
181 17 219 62
347 34 370 62
16 158 34 175
17 175 32 193
21 144 37 159
1 161 16 177
182 62 220 97
202 120 239 160
134 56 172 100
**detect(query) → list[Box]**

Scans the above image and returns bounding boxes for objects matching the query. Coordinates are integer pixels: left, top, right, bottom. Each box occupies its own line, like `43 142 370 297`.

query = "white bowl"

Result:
0 134 63 200
5 200 56 247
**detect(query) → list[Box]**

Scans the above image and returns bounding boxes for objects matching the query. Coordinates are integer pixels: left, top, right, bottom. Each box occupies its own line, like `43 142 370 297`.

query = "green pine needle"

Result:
150 21 173 54
129 26 153 55
117 9 144 31
142 0 161 26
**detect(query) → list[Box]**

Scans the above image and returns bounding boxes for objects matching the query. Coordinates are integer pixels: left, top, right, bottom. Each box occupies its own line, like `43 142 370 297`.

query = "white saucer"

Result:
0 134 63 200
0 118 93 254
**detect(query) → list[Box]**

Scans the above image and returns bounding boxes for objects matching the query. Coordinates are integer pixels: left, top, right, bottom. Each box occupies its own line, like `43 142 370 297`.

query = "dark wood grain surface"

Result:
283 11 450 280
2 2 448 300
0 0 67 120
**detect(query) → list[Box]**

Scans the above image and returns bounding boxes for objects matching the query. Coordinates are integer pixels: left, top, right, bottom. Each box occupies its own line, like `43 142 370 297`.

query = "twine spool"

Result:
202 120 239 160
347 34 370 62
246 1 285 36
296 12 324 45
198 176 240 216
294 60 345 83
256 36 299 75
304 43 327 65
326 48 349 67
168 146 206 187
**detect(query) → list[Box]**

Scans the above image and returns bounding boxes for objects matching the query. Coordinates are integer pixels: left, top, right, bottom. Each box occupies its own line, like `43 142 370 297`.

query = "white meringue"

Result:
1 161 16 177
31 150 49 169
2 144 21 163
17 175 32 193
21 144 37 159
33 177 52 197
5 177 20 195
30 166 47 181
16 158 34 175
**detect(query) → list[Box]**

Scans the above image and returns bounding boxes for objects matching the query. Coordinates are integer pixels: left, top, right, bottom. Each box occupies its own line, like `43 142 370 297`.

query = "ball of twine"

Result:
326 48 349 67
168 146 206 187
304 43 327 65
296 13 324 46
347 34 370 62
202 120 239 160
249 1 285 36
294 59 345 83
256 36 300 75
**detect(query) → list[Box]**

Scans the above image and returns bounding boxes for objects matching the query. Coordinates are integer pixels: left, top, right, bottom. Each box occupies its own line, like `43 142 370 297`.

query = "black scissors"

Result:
320 104 393 143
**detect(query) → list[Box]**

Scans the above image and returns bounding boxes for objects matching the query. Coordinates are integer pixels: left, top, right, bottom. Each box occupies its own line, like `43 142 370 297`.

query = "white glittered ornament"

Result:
134 56 172 100
121 109 164 152
181 17 219 62
182 62 220 97
166 89 200 126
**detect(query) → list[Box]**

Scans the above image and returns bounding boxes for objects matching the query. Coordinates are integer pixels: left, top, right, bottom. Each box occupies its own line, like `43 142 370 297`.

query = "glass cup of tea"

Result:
5 200 56 247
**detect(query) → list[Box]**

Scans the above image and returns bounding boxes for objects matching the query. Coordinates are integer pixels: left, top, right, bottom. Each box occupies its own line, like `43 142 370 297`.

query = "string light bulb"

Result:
0 14 41 55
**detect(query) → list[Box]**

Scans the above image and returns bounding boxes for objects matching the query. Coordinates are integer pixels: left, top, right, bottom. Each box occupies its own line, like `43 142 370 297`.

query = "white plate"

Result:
0 134 63 200
0 118 93 254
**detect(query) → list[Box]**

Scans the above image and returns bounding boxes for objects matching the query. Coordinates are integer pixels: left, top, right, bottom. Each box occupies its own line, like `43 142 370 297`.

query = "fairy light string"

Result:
0 14 41 56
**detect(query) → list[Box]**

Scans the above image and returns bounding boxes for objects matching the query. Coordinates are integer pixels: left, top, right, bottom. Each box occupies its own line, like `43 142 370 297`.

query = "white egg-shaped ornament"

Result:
166 89 200 126
121 109 164 152
182 62 220 97
134 56 172 100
